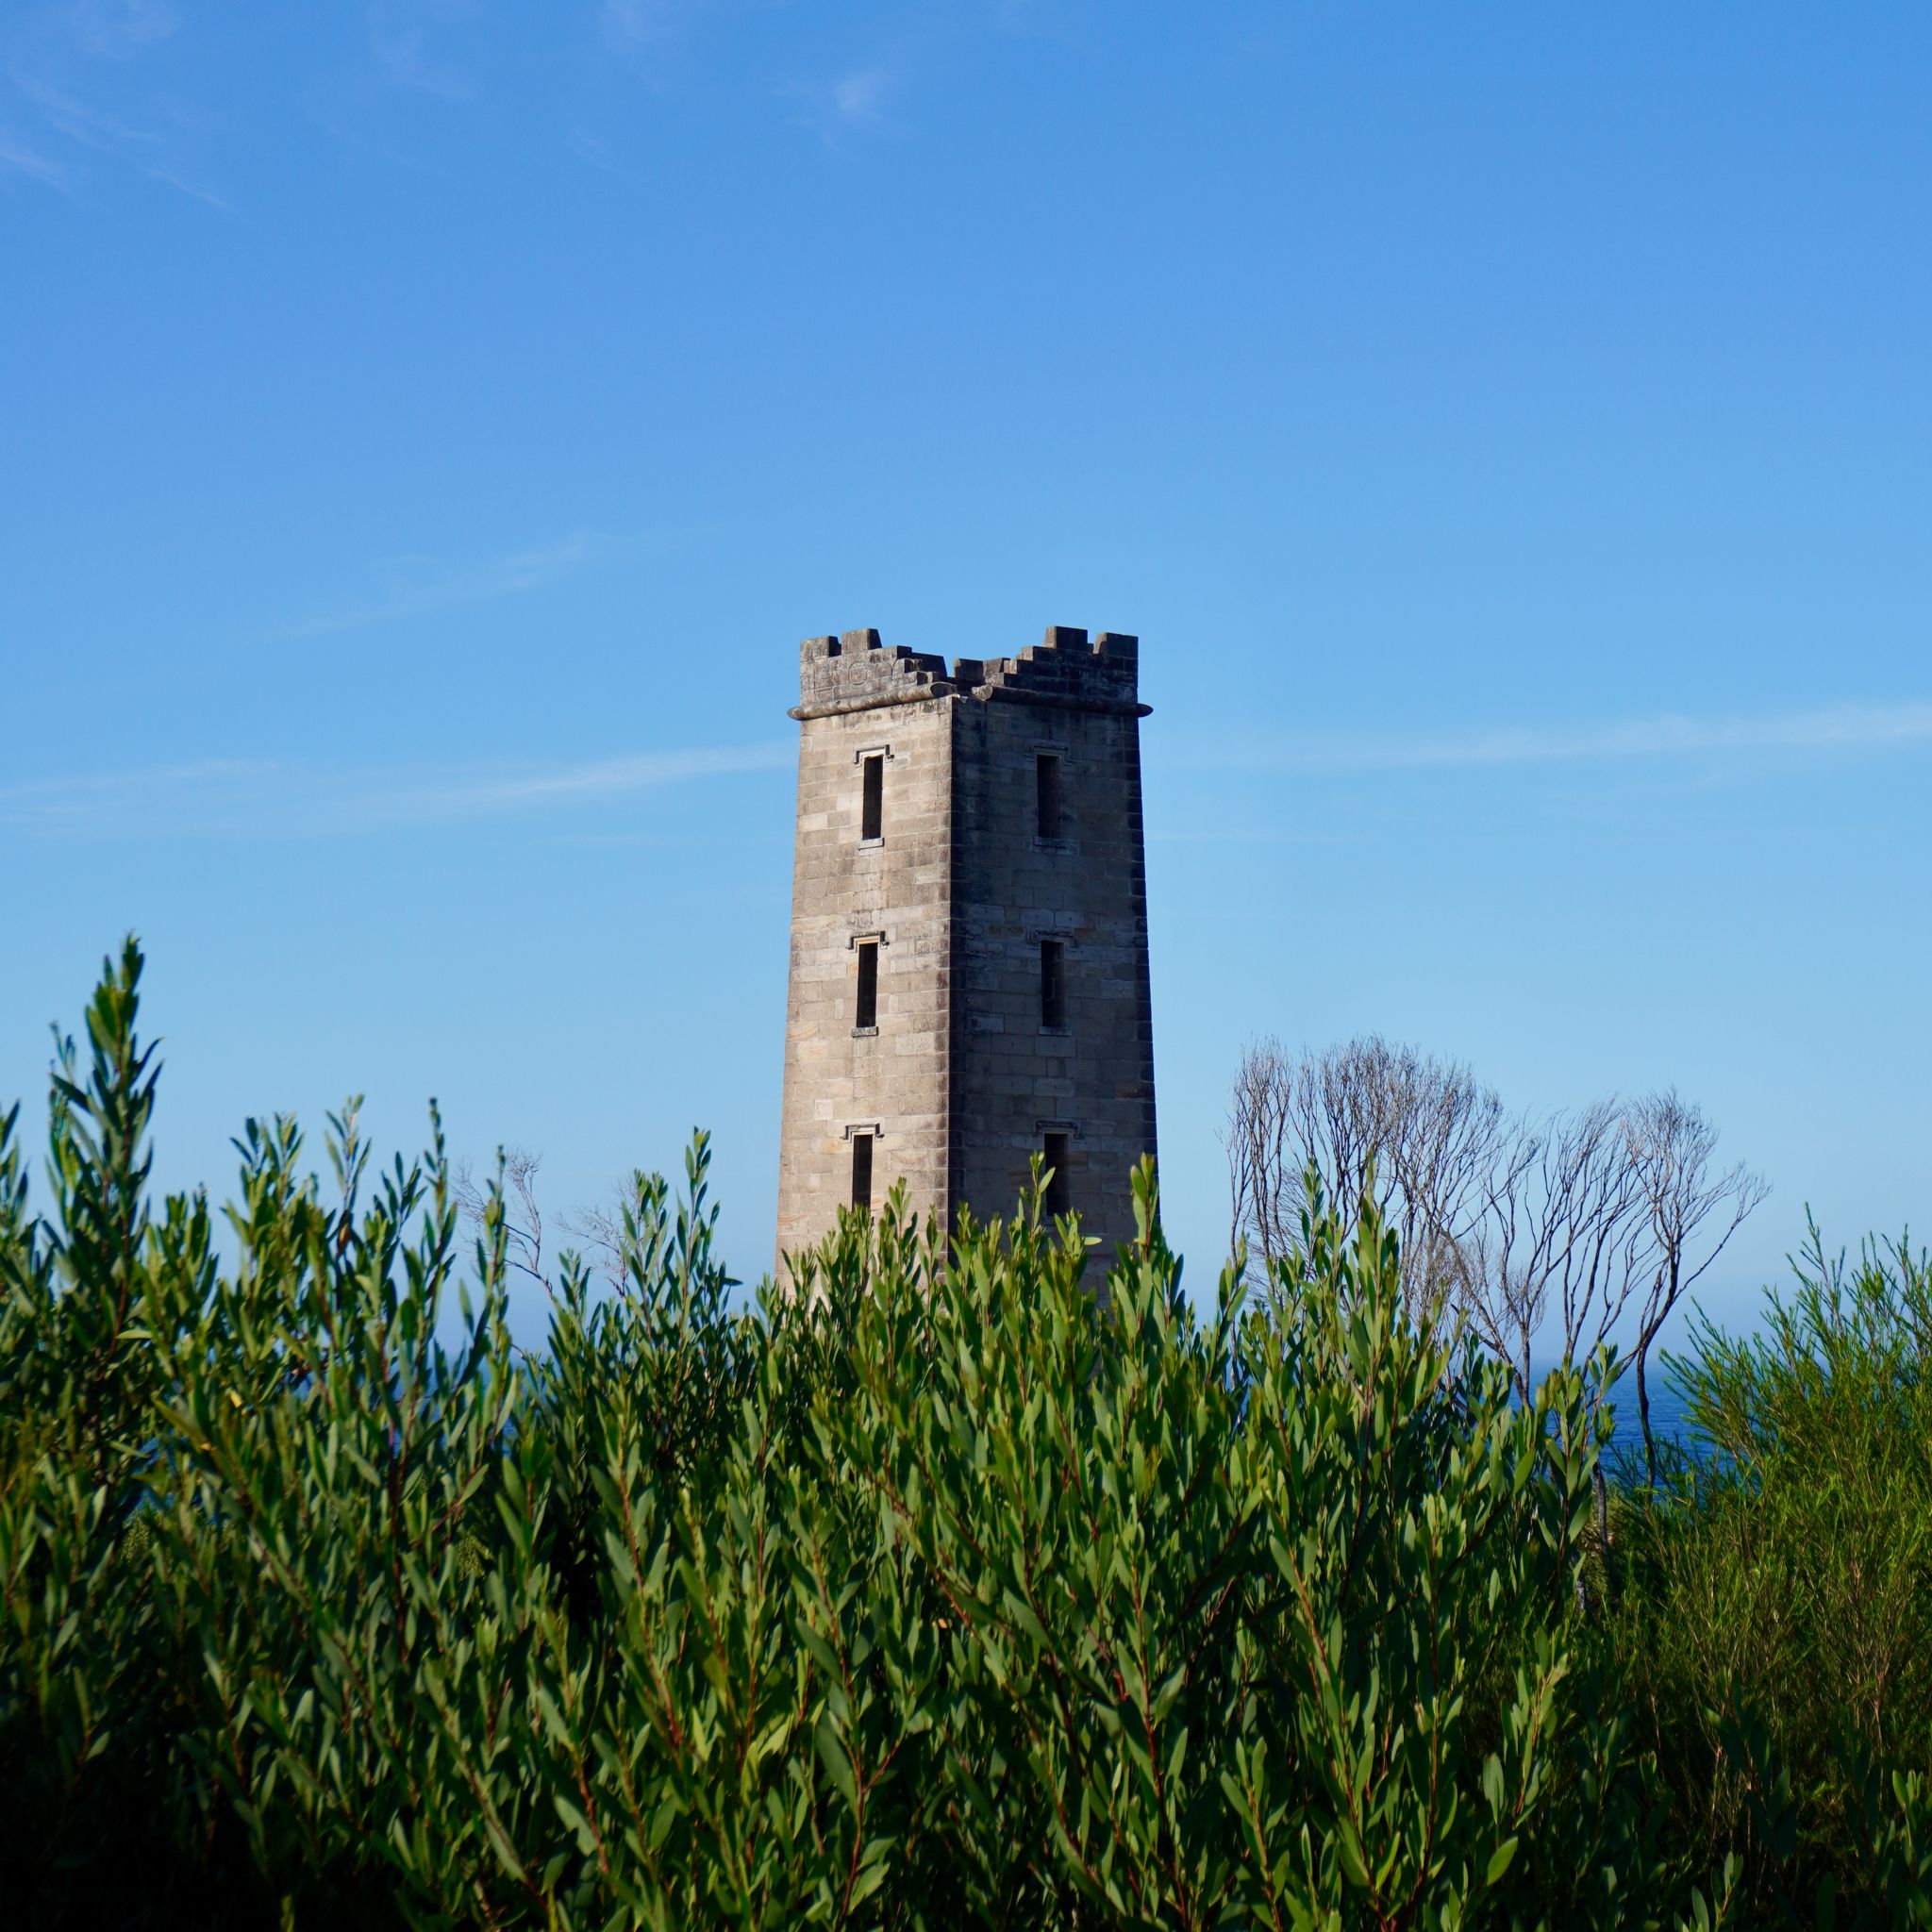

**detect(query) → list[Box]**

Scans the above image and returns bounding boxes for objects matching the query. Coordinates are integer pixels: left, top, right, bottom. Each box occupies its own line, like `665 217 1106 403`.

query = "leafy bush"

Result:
1608 1226 1932 1927
0 942 1924 1927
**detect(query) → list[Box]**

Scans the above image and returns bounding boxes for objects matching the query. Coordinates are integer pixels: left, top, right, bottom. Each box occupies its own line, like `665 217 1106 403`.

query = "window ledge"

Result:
1038 1024 1071 1039
858 836 885 850
852 1025 879 1039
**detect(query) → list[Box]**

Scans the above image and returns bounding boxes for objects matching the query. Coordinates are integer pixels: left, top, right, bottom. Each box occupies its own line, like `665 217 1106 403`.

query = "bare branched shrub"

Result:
1623 1089 1770 1480
1228 1044 1769 1472
1226 1035 1505 1329
1458 1098 1650 1404
454 1145 546 1284
453 1151 661 1305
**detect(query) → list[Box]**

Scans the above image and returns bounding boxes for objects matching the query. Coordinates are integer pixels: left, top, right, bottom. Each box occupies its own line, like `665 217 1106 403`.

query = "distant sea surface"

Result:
1601 1380 1693 1469
1525 1365 1697 1472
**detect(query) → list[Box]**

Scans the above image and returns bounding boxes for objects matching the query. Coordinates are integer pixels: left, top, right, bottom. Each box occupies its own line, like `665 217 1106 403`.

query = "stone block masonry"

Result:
775 625 1158 1269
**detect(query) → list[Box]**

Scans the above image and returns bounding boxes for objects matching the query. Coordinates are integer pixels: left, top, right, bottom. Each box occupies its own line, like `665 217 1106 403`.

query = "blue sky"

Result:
3 1 1927 1340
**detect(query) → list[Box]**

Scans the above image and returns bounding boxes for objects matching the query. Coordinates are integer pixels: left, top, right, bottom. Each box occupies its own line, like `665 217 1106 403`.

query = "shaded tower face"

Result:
776 625 1157 1269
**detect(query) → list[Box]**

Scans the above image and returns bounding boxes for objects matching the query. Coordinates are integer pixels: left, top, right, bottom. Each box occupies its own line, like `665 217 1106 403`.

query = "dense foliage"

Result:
1 943 1926 1928
1607 1226 1932 1925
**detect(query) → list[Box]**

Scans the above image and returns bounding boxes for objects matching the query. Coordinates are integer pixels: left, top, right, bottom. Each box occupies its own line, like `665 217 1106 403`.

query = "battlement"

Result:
793 625 1145 719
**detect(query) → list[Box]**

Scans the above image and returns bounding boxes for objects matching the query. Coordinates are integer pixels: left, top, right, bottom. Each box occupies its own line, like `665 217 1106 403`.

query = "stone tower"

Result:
776 625 1157 1266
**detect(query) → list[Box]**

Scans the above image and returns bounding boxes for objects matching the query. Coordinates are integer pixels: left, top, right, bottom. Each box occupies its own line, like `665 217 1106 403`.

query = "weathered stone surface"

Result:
775 625 1158 1269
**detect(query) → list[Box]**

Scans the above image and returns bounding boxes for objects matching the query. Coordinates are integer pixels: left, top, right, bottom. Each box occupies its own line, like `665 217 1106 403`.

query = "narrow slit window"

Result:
1042 1132 1072 1220
860 754 884 841
1040 939 1066 1030
1036 753 1062 841
855 941 879 1030
851 1133 874 1212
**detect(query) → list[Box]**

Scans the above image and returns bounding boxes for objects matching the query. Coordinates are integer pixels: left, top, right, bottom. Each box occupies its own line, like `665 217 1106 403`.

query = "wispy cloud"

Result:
0 745 791 840
602 0 684 48
787 61 903 143
393 746 789 818
0 124 70 186
63 0 176 59
1202 700 1932 775
22 76 232 207
829 66 893 126
365 0 477 99
567 126 635 177
273 531 638 641
3 1 225 206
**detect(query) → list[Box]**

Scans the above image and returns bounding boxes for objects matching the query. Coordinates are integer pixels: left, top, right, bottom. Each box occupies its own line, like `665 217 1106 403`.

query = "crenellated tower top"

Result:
793 625 1146 721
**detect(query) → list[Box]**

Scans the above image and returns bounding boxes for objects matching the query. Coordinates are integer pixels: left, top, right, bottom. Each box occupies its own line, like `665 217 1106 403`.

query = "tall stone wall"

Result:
775 625 1157 1270
948 631 1157 1258
775 633 956 1262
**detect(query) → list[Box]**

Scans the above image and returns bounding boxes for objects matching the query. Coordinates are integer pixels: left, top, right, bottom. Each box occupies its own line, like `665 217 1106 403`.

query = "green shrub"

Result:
0 941 1923 1927
1609 1224 1932 1927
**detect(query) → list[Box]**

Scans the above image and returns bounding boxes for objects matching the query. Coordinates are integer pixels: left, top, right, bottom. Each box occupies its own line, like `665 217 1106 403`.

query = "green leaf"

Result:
555 1794 596 1856
814 1709 858 1811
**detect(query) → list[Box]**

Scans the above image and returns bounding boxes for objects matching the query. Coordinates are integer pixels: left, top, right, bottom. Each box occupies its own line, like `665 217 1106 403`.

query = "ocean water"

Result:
1524 1363 1697 1473
1600 1378 1693 1470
